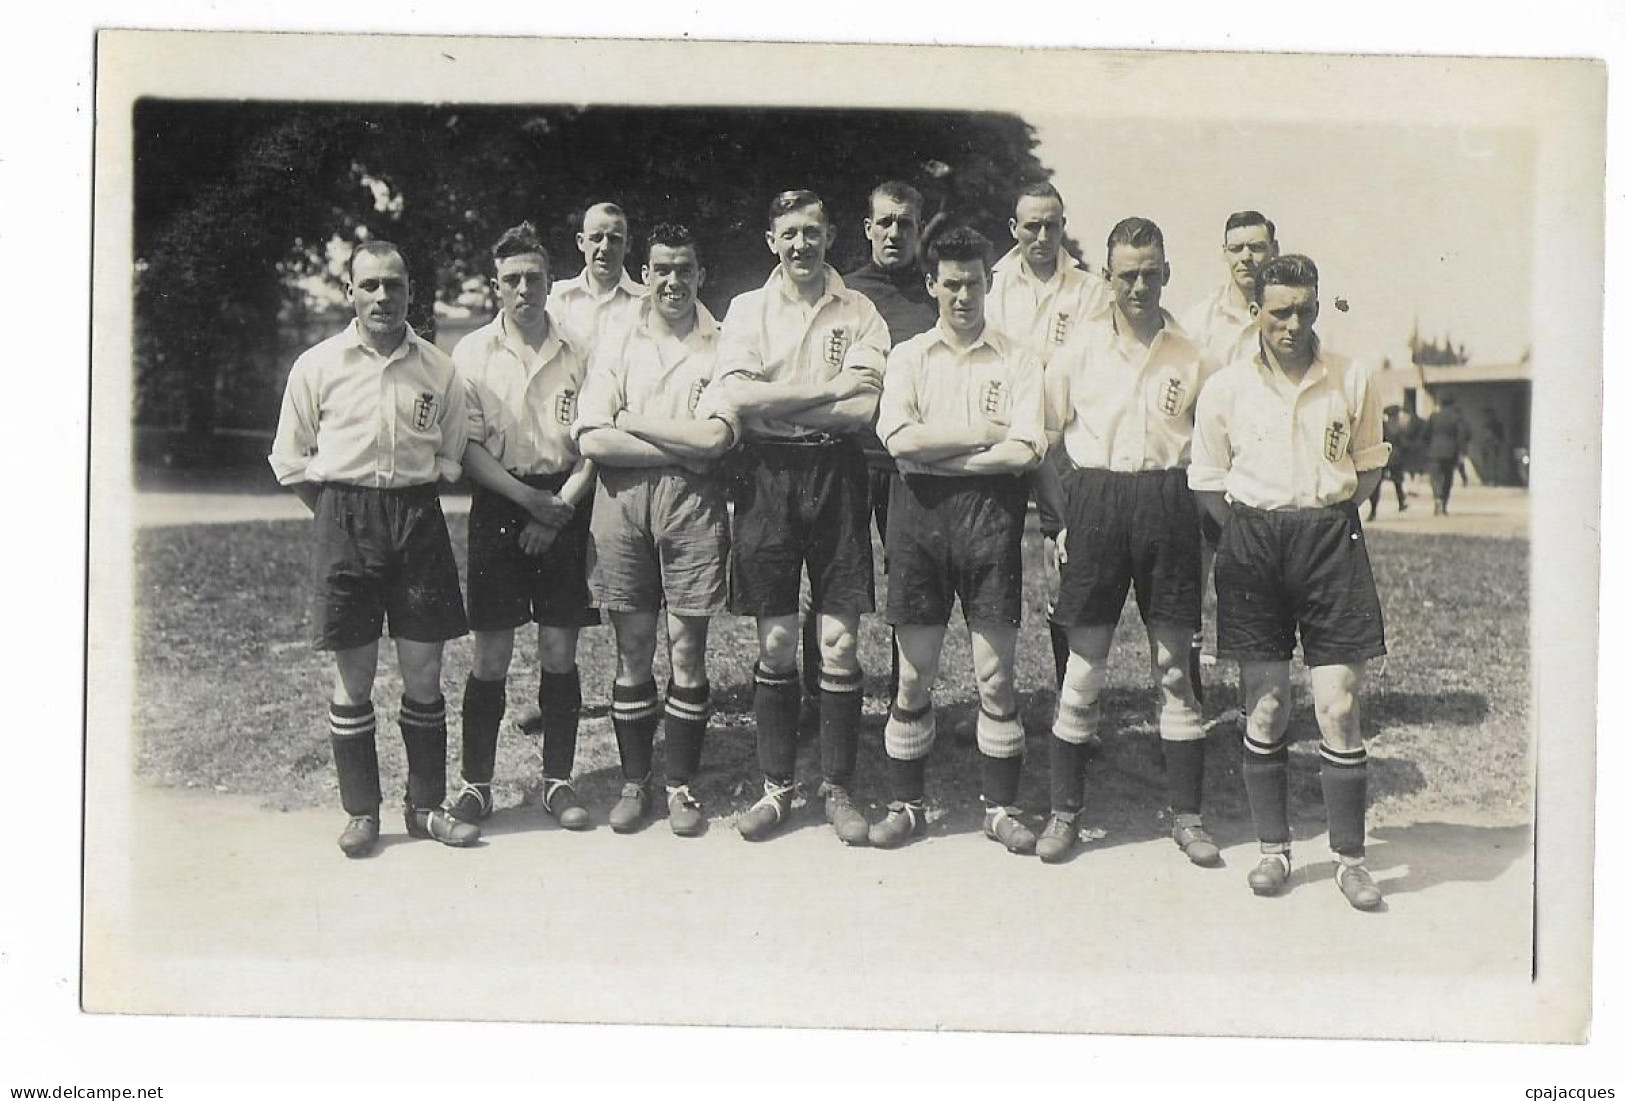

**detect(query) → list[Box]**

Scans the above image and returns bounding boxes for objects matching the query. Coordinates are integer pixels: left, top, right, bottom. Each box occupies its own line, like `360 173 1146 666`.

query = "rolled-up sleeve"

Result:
434 361 469 484
1006 350 1048 461
713 294 763 384
1042 347 1074 441
573 346 624 439
843 296 892 375
693 366 742 443
1187 374 1234 494
267 354 319 486
1347 362 1393 472
875 342 919 448
453 339 487 446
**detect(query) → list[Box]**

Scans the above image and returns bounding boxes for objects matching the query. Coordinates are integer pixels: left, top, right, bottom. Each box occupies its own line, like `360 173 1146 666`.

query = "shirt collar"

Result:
1107 305 1190 354
634 297 720 342
923 320 1006 357
339 318 422 364
498 310 564 363
768 263 847 307
1257 334 1326 389
558 268 648 301
992 246 1084 282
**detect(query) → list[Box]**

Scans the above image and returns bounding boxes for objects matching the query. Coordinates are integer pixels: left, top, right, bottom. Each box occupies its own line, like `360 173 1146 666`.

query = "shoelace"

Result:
752 778 796 811
666 784 701 809
454 782 491 813
885 801 922 828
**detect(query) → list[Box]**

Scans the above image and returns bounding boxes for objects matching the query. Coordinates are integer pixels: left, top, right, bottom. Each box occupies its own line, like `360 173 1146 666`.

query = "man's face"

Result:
1107 242 1170 323
643 243 705 325
865 196 922 271
577 208 630 285
494 252 551 331
927 257 989 337
346 248 411 345
765 203 833 286
1009 195 1066 271
1222 223 1278 294
1253 282 1319 362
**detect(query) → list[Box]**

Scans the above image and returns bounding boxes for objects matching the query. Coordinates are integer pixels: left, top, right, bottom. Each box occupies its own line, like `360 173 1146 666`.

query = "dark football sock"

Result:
1162 737 1206 816
979 752 1022 809
399 695 449 810
1319 742 1369 859
754 663 801 783
662 680 711 786
537 668 582 779
1049 621 1070 691
818 666 864 789
610 680 659 782
459 673 505 786
1049 733 1087 814
886 754 928 804
329 701 380 816
1242 735 1291 846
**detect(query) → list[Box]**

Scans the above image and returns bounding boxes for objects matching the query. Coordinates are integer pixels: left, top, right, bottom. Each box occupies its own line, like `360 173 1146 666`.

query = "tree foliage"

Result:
131 100 1051 447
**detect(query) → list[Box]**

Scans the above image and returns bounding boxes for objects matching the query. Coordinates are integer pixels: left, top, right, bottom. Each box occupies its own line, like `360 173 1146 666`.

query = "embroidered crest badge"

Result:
823 327 848 369
1158 377 1185 417
412 392 437 431
555 388 577 425
979 378 1008 422
1324 419 1348 462
1049 311 1071 346
688 378 708 415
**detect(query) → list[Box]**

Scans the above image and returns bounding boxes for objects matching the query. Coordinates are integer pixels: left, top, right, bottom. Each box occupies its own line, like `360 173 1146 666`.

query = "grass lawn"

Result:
132 513 1530 846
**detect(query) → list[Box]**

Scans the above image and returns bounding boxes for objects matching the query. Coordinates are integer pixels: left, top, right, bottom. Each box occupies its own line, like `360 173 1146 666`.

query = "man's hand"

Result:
517 485 573 529
827 365 883 403
1044 531 1067 605
517 519 560 557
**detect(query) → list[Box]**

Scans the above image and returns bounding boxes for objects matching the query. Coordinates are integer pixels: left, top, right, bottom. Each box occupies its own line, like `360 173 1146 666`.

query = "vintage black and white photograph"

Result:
79 25 1602 1058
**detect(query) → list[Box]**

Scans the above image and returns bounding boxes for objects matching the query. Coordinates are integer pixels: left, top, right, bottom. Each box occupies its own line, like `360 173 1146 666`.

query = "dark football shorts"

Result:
466 472 601 632
885 472 1026 628
1213 501 1387 666
728 435 875 618
1051 467 1202 631
310 483 468 651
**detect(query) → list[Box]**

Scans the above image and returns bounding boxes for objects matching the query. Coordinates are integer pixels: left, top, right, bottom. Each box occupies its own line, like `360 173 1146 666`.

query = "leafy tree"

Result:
132 101 1051 455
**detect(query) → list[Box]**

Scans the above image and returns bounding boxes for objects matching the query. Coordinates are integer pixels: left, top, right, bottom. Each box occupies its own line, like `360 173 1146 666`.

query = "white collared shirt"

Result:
1180 280 1259 367
268 320 467 488
1189 340 1392 509
877 323 1046 477
574 300 739 445
714 265 891 440
986 247 1111 361
546 268 649 360
1044 308 1215 473
454 312 589 476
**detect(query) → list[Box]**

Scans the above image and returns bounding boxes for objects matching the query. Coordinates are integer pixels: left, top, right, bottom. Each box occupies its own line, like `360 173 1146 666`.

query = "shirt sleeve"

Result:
267 352 320 486
1041 345 1075 440
693 357 742 442
874 341 919 449
573 339 625 439
434 356 469 484
1347 361 1392 472
713 292 765 383
1187 372 1234 493
452 338 489 445
842 293 892 374
1005 349 1048 461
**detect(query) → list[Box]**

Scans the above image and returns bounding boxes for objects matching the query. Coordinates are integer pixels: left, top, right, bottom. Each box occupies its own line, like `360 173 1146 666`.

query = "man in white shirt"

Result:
451 222 598 834
712 189 891 845
1035 217 1220 868
868 226 1045 853
1188 254 1390 911
575 223 738 837
268 241 477 856
547 201 648 356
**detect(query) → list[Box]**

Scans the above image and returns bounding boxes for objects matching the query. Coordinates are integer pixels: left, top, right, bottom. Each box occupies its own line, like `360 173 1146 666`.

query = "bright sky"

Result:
1028 114 1535 368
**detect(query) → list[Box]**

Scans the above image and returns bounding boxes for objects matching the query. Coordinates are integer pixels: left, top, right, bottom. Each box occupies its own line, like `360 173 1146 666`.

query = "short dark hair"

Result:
346 240 405 282
1224 210 1276 241
645 222 702 268
1105 217 1165 266
924 225 992 278
492 221 550 269
766 189 826 229
1253 254 1320 304
1013 181 1064 210
869 180 923 216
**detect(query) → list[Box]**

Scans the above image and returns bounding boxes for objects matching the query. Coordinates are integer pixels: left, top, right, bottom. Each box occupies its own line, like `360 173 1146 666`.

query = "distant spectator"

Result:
1367 404 1415 519
1424 392 1473 515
